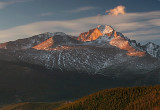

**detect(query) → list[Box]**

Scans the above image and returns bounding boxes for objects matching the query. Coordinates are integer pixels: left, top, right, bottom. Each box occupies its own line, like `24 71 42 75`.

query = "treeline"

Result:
1 85 160 110
56 85 160 110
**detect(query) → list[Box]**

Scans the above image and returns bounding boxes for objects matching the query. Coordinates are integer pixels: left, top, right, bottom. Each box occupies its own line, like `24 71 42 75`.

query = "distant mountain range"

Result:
0 25 160 105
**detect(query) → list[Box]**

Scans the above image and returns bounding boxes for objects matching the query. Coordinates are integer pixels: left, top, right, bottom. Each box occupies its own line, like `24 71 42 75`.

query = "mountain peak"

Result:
77 25 114 42
97 25 114 35
77 24 146 57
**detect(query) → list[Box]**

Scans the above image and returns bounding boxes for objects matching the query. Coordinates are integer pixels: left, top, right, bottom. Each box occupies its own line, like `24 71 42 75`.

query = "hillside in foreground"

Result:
1 85 160 110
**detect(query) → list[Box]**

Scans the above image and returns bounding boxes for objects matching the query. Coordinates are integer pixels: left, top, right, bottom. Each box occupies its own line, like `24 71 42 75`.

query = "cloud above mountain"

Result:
106 6 126 16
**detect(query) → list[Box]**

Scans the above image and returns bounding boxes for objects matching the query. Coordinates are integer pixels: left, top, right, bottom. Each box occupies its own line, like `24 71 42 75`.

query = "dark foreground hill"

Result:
1 85 160 110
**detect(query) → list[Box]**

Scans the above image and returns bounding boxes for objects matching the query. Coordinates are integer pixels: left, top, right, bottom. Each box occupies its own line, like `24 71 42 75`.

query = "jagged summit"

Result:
77 25 114 42
77 25 145 57
97 25 114 35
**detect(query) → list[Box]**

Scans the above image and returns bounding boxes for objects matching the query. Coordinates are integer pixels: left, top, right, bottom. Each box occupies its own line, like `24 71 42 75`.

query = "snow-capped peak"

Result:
97 25 114 35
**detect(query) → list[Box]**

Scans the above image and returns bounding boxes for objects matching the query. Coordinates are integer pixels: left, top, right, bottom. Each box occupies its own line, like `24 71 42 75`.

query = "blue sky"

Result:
0 0 160 44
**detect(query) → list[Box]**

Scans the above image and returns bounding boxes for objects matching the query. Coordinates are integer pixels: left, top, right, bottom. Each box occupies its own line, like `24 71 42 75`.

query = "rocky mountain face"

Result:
78 25 146 57
0 25 160 76
142 42 160 58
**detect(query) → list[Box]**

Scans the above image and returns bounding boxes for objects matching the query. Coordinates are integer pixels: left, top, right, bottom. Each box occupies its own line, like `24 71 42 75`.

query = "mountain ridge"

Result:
0 25 159 75
0 25 159 58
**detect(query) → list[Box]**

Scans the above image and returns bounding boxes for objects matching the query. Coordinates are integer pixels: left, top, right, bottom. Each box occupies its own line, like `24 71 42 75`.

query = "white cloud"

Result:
0 11 160 45
0 0 32 9
106 5 126 16
67 6 97 13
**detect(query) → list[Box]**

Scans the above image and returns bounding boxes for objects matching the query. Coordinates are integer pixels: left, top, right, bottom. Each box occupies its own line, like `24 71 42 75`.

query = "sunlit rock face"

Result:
77 28 103 41
78 25 145 57
110 31 145 57
77 25 114 42
33 37 54 50
33 34 81 50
